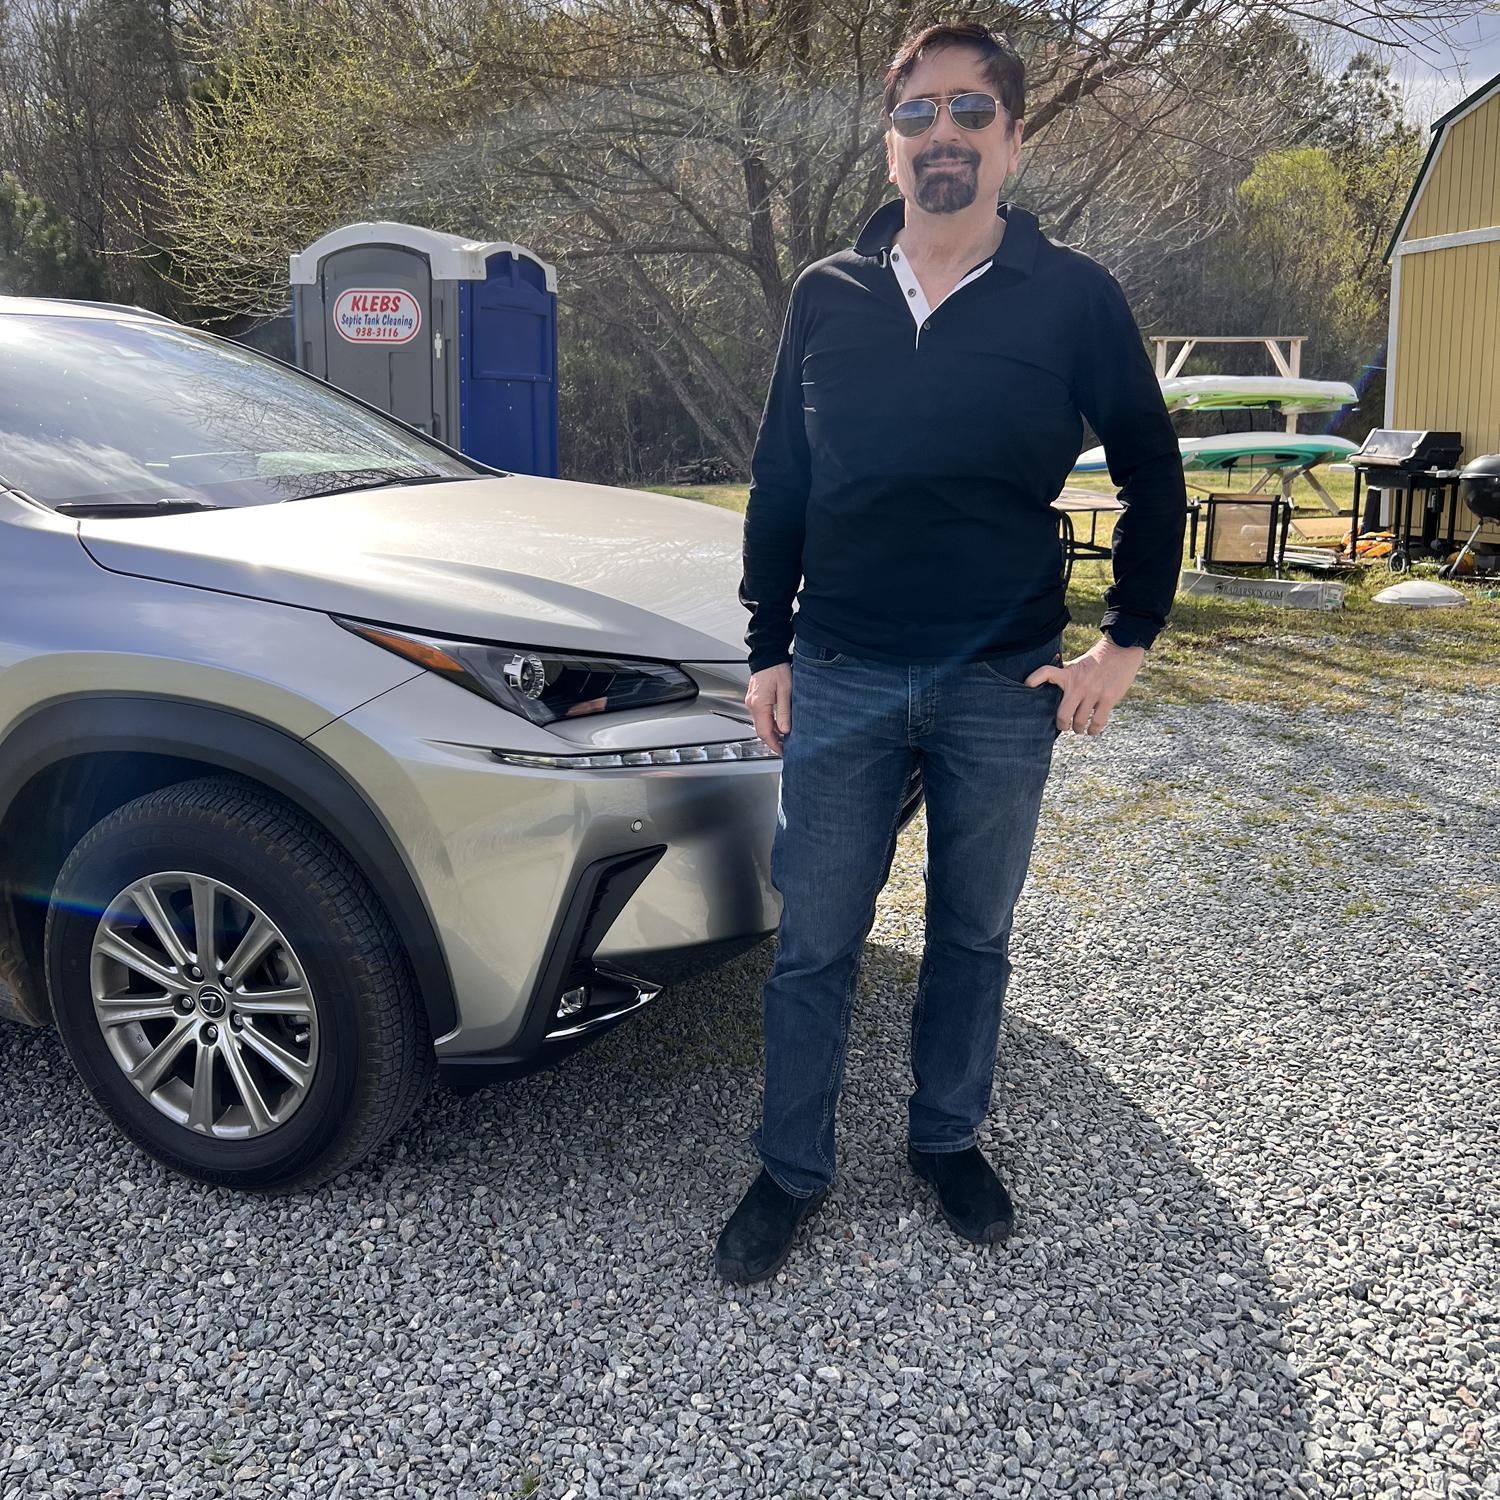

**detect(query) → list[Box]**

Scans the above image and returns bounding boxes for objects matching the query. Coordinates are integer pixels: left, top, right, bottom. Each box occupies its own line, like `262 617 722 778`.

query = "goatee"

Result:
915 164 978 214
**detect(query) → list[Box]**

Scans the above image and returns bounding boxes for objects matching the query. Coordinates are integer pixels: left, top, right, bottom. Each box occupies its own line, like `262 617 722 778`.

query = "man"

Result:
717 21 1186 1285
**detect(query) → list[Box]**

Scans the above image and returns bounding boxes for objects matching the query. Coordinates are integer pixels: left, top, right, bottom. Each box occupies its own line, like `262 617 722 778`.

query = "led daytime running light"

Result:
494 736 778 769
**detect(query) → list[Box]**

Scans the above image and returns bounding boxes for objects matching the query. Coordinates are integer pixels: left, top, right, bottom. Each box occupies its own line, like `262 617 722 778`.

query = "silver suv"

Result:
0 296 924 1188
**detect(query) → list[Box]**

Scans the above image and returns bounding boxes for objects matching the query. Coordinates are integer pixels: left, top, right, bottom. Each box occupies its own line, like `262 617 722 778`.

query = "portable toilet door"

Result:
321 247 438 437
291 226 451 440
460 249 559 475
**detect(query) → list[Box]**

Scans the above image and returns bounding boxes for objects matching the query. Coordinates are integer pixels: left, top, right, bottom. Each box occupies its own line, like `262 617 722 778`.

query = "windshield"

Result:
0 313 483 510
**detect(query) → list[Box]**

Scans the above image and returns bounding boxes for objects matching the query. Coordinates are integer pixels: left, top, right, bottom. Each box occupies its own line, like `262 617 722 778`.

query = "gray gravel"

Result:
1 689 1497 1500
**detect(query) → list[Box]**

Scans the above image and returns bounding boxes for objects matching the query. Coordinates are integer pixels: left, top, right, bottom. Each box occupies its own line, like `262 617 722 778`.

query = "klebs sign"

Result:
333 288 423 345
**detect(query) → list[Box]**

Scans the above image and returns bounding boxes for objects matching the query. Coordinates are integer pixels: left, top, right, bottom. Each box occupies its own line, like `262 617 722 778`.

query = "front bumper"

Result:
433 847 776 1091
308 668 923 1087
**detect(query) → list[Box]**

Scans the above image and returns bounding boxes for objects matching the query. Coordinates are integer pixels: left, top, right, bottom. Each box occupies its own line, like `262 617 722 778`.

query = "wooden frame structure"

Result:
1149 332 1347 514
1150 336 1308 433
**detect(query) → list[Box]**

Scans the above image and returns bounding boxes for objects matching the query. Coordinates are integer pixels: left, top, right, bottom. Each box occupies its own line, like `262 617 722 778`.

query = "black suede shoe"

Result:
908 1143 1015 1244
715 1168 829 1285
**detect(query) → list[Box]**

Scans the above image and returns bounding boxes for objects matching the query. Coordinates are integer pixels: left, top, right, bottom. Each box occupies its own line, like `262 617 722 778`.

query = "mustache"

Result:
918 151 976 167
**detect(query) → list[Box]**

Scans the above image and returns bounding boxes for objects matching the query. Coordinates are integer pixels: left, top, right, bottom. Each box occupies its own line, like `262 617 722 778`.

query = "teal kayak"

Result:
1073 432 1360 474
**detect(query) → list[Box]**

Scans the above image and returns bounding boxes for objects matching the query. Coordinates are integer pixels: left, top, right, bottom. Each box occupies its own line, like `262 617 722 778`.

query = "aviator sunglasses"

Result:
888 91 1001 138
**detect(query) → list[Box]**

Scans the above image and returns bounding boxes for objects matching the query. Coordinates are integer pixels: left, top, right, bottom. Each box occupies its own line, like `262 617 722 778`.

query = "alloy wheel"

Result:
88 872 319 1138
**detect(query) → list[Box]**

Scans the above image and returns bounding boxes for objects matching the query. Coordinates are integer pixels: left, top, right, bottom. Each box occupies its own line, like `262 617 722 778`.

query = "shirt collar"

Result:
853 196 1040 277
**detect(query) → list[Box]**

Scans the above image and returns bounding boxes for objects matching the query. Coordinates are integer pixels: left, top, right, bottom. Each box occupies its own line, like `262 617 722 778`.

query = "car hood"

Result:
78 475 752 663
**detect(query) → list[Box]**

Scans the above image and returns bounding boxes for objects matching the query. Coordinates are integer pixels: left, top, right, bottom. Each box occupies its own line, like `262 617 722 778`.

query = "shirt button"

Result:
923 319 931 329
907 288 916 297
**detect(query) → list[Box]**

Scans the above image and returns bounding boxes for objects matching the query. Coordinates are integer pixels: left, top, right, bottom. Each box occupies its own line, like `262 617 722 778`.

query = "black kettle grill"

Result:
1439 453 1500 577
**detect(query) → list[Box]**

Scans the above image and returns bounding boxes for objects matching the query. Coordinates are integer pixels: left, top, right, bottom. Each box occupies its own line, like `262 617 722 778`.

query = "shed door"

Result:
318 246 439 436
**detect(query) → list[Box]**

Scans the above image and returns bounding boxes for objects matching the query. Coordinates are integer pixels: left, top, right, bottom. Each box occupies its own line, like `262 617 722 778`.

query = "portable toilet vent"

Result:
290 221 558 476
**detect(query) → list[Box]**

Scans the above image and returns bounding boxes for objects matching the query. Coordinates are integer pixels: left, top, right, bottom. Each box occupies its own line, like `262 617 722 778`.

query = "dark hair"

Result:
881 21 1025 127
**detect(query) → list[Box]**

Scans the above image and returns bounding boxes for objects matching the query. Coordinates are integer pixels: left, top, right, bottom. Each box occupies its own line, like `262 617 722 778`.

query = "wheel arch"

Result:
0 695 457 1038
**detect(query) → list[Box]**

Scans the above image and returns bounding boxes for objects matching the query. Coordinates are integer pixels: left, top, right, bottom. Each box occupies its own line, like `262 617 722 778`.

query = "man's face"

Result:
885 44 1024 216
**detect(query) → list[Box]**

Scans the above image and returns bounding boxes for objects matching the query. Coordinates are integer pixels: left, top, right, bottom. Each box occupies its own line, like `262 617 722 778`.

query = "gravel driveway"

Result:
2 691 1496 1500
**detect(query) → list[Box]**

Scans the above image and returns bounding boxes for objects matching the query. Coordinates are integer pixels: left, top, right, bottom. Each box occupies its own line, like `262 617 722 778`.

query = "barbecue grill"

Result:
1438 453 1500 578
1347 429 1464 572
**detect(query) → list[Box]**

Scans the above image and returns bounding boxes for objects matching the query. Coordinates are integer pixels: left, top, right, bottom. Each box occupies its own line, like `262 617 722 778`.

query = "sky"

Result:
1376 9 1500 124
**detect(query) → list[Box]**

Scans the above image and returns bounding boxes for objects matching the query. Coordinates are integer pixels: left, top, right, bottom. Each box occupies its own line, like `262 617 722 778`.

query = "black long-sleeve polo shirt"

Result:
738 196 1187 674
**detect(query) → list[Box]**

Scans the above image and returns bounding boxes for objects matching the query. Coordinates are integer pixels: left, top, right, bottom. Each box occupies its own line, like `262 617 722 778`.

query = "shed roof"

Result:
1384 69 1500 264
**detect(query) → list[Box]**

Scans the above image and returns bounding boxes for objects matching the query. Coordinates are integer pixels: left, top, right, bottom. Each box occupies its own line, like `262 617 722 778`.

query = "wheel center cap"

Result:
197 987 226 1017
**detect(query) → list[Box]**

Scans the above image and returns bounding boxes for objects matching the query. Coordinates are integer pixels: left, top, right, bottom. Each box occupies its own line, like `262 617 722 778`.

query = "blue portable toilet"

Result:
290 221 559 476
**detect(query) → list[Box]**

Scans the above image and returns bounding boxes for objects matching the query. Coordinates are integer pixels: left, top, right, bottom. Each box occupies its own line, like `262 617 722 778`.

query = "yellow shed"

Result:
1384 69 1500 547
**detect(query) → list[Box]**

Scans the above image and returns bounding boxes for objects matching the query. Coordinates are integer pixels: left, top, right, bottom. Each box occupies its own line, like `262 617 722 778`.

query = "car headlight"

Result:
334 617 699 725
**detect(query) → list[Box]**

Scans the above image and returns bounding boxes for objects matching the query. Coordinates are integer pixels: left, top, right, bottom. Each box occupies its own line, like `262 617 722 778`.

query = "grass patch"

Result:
648 483 749 513
1451 880 1500 911
642 475 1500 710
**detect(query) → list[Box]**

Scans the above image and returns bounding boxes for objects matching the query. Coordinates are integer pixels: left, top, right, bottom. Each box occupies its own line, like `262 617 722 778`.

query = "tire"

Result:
45 775 434 1190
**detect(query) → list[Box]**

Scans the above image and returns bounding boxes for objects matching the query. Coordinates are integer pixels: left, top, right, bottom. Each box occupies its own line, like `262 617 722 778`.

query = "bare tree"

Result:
0 0 194 306
374 0 1455 467
136 0 1488 469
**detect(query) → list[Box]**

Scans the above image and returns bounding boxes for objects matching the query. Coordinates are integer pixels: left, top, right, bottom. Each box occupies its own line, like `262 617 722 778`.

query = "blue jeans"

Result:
751 630 1065 1198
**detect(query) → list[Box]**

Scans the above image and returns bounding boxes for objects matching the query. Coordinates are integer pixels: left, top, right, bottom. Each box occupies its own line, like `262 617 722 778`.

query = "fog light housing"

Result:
558 985 588 1019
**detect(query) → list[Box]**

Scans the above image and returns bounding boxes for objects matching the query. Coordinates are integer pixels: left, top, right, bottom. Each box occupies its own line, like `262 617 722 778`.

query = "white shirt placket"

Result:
888 244 992 349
